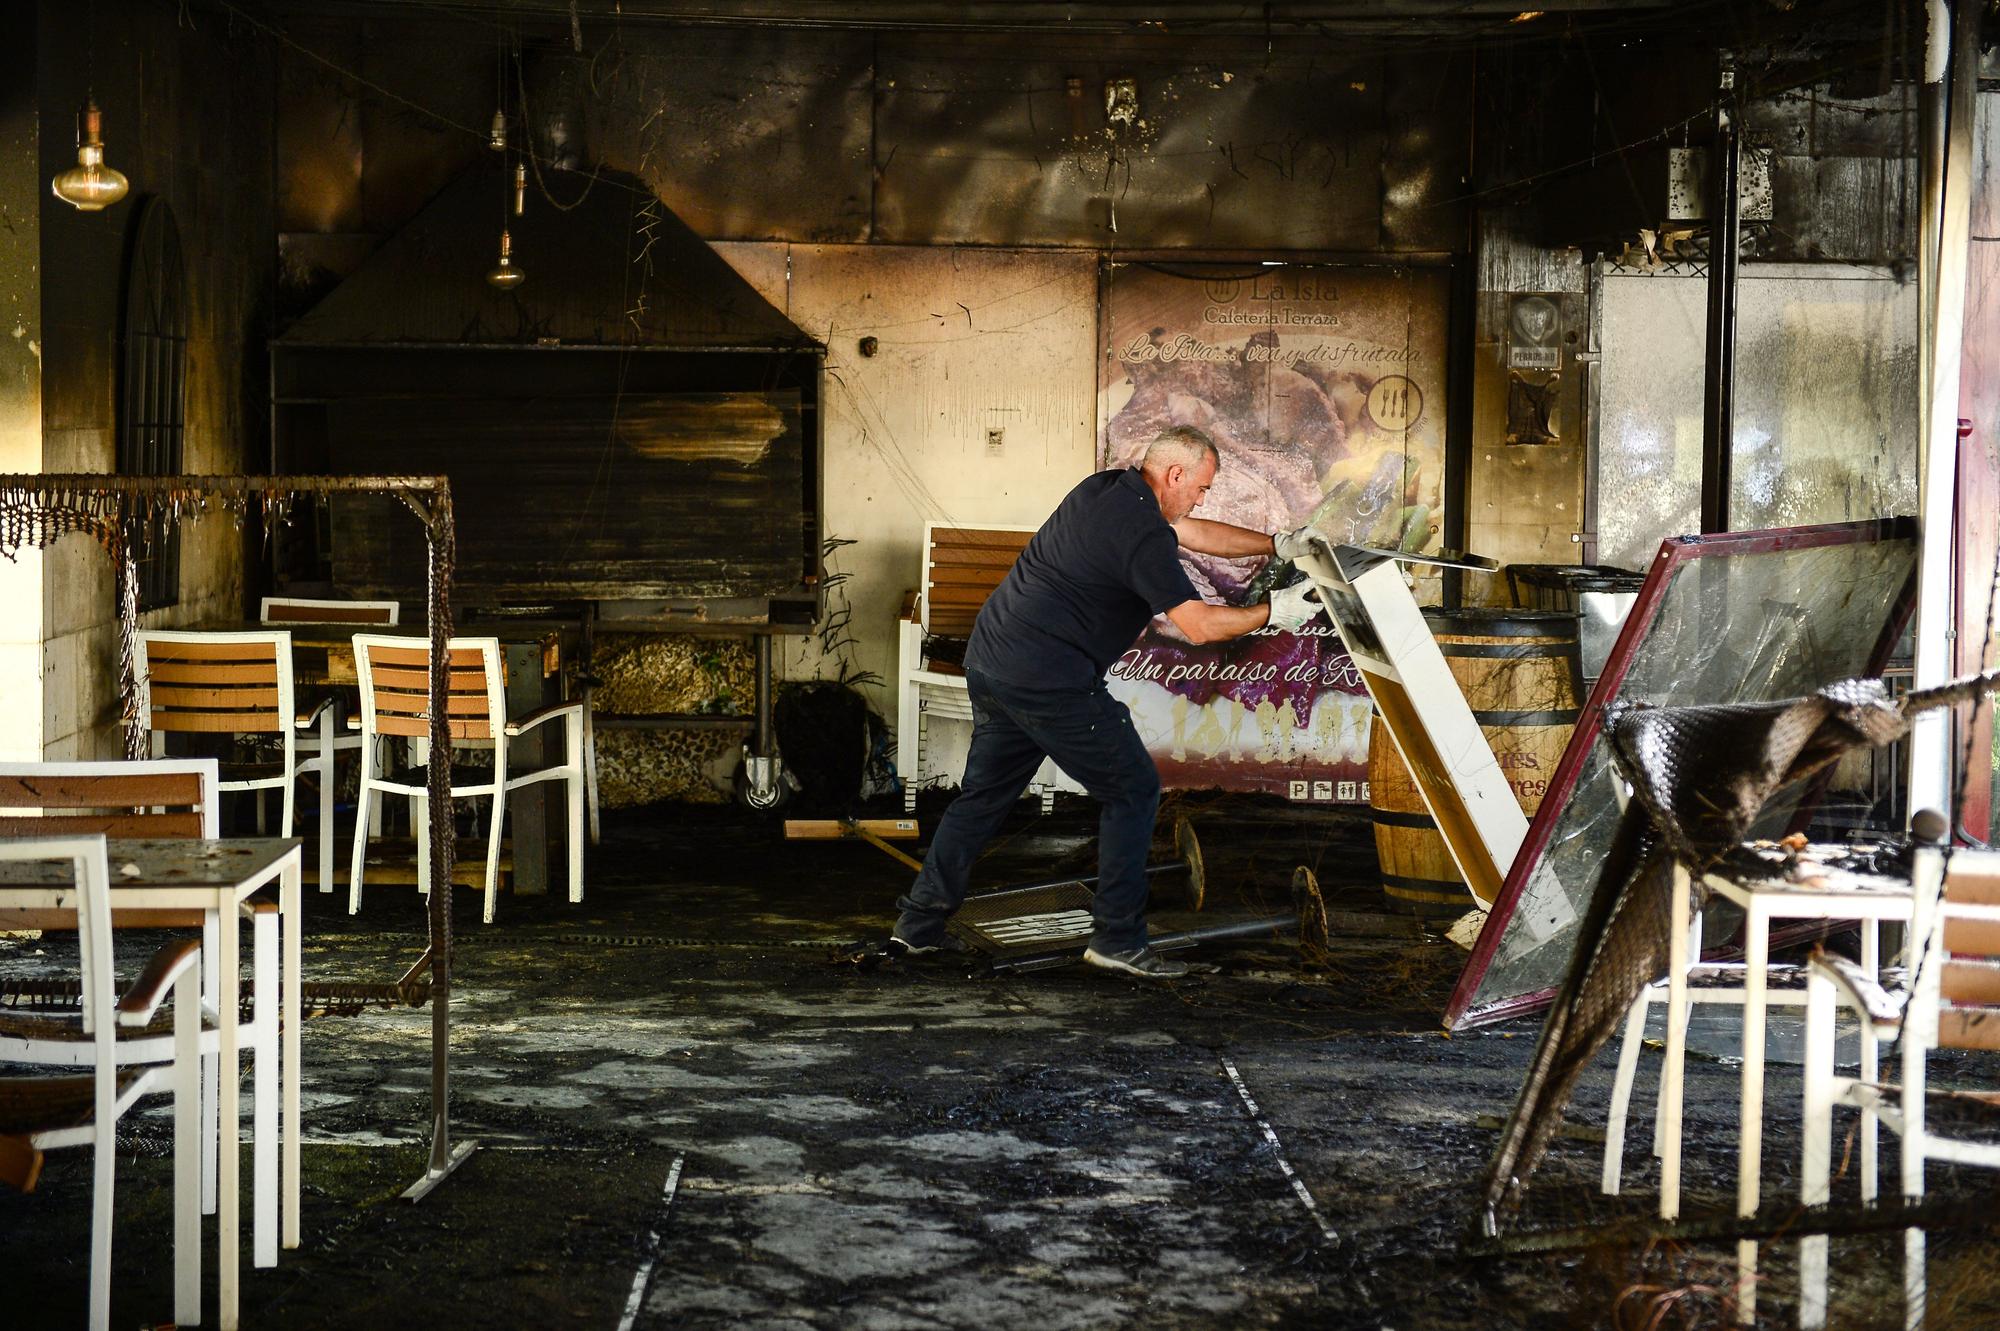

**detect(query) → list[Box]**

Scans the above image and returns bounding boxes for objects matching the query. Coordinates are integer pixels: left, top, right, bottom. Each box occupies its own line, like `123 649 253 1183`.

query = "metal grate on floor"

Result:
948 881 1097 959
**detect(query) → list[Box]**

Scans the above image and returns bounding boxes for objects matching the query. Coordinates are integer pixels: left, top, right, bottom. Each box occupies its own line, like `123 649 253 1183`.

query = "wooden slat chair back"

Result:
136 631 292 738
1934 856 2000 1050
134 631 339 895
354 637 506 742
896 521 1081 816
0 760 220 929
0 761 219 840
260 596 400 626
922 525 1036 638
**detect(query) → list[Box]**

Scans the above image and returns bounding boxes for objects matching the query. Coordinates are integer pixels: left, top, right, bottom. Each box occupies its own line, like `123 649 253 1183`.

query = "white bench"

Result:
895 522 1084 814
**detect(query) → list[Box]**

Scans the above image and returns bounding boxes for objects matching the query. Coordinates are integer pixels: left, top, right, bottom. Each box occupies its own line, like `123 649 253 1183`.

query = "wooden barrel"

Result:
1368 609 1583 917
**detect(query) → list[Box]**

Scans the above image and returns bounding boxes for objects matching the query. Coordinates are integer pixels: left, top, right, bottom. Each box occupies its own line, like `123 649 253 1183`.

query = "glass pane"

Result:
1456 526 1918 1025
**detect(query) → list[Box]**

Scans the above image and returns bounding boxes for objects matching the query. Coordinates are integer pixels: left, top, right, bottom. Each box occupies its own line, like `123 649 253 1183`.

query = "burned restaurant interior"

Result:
3 0 2000 1327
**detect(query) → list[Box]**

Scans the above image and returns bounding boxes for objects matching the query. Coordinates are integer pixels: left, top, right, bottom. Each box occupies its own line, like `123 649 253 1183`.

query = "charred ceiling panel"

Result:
355 23 488 234
873 36 1394 250
573 31 874 242
275 18 366 235
1380 50 1474 253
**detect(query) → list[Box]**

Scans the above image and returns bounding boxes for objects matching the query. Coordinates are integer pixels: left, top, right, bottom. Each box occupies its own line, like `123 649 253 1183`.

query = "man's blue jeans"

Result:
894 668 1162 955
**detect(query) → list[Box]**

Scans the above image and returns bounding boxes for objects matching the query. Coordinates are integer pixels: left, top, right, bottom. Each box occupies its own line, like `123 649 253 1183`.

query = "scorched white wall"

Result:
715 243 1100 730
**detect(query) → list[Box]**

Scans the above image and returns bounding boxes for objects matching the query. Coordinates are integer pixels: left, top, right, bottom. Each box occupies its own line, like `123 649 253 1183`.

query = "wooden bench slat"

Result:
1940 1007 2000 1051
0 812 205 838
1948 870 2000 907
366 646 489 669
929 567 1014 589
370 691 492 717
265 604 396 624
147 661 280 685
930 528 1035 549
141 639 283 662
1943 916 2000 958
149 686 283 709
1943 960 2000 1006
147 711 284 734
368 666 490 690
371 714 492 739
0 774 204 809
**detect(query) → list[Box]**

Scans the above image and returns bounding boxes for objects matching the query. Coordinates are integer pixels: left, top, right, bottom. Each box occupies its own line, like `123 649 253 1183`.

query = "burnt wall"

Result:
35 0 276 758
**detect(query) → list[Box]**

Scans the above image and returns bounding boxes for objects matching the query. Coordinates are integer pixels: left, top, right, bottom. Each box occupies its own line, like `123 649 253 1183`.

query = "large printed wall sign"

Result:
1098 262 1450 798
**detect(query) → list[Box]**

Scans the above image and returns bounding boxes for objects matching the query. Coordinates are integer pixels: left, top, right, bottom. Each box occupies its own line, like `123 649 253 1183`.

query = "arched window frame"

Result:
119 197 188 610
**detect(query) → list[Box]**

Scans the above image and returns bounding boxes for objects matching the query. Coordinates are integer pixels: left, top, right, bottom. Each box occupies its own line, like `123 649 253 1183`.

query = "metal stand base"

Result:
402 1139 478 1203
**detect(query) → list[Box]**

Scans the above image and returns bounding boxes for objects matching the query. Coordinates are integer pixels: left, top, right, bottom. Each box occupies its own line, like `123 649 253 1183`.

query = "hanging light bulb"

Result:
486 228 525 289
513 162 526 217
51 100 129 212
489 107 508 152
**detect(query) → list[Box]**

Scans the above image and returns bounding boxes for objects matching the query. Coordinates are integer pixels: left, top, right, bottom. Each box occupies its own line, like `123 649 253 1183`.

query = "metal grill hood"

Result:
279 160 817 351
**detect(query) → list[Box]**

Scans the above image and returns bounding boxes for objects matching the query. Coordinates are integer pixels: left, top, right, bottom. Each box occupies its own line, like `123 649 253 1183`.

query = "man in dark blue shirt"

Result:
891 426 1322 978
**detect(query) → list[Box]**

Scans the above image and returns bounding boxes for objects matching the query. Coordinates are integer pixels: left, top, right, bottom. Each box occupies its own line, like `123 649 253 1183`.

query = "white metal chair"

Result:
134 629 337 894
0 835 203 1330
1800 846 2000 1330
348 634 585 923
1600 904 1832 1195
0 759 285 1268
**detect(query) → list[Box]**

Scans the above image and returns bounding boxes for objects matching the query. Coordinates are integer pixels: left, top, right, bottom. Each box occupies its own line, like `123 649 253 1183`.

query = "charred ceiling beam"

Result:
248 0 1683 39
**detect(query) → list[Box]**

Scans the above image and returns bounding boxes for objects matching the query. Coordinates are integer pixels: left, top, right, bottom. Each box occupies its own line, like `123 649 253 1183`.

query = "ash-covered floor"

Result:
4 794 1998 1329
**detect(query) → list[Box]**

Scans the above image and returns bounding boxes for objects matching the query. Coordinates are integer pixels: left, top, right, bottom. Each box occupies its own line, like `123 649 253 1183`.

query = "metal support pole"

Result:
1908 0 1980 825
1699 53 1741 537
755 632 774 761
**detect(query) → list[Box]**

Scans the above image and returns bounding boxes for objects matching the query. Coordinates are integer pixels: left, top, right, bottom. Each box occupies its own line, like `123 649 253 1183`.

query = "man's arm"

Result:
1165 597 1270 645
1171 516 1277 559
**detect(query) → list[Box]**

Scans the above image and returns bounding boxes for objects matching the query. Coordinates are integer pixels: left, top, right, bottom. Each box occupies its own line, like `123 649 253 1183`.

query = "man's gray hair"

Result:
1142 426 1219 474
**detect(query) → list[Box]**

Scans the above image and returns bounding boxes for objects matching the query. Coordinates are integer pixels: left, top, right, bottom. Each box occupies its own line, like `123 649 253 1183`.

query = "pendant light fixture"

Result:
52 3 127 212
486 227 525 289
52 100 130 211
483 35 525 290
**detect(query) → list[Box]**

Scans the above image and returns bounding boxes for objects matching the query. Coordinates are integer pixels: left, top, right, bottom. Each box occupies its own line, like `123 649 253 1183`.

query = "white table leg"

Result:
218 900 241 1331
1660 863 1692 1220
319 709 337 894
1860 918 1880 1201
175 960 202 1327
202 913 219 1216
1800 967 1837 1330
1736 903 1771 1324
283 856 302 1249
254 905 277 1268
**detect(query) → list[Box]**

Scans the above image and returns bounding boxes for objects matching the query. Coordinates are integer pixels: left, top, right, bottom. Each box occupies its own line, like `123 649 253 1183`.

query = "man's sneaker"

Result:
1082 945 1191 979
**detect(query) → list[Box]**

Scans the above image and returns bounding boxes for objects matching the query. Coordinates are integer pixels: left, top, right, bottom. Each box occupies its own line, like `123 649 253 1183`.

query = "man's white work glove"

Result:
1266 581 1321 633
1272 523 1325 562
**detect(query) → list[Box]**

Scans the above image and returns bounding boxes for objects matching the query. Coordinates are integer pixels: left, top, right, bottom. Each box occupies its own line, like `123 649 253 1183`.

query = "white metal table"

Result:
0 837 303 1331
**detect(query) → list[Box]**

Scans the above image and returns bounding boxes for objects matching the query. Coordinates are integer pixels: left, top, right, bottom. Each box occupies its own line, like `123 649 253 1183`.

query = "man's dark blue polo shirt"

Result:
963 468 1200 691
